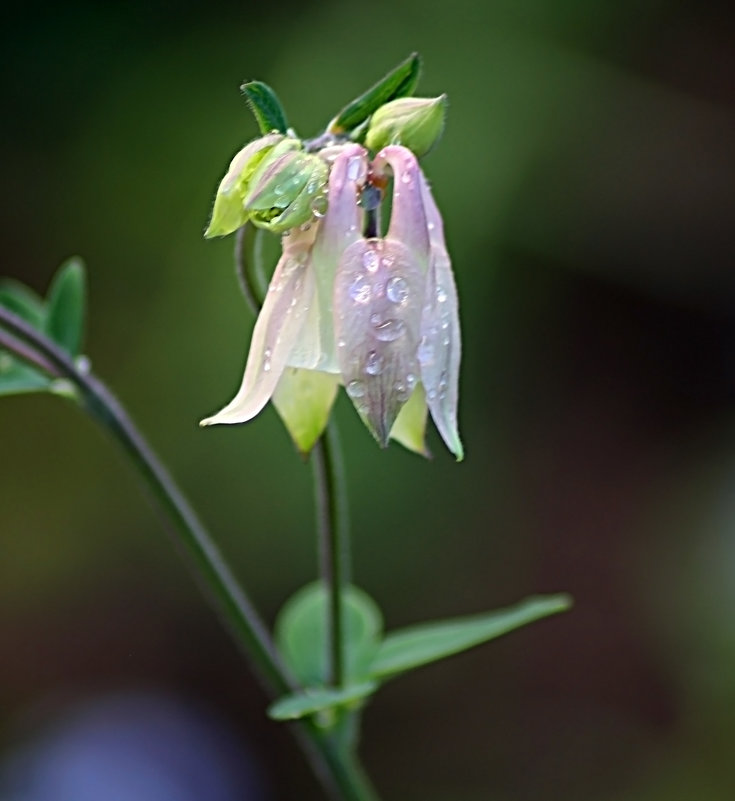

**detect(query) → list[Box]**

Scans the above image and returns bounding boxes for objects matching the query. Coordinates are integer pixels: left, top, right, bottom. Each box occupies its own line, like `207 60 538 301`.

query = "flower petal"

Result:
373 145 430 262
417 173 463 460
310 144 368 373
334 238 425 446
389 382 430 457
200 229 317 426
272 367 340 455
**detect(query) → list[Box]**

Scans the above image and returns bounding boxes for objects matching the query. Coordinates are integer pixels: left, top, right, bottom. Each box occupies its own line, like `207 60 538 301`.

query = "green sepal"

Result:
275 582 383 686
44 257 86 356
389 382 430 457
328 53 421 135
272 368 339 456
369 594 572 680
241 80 290 135
267 681 377 722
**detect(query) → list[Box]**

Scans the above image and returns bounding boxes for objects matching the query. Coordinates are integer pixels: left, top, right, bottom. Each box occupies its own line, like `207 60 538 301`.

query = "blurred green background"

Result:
2 1 735 799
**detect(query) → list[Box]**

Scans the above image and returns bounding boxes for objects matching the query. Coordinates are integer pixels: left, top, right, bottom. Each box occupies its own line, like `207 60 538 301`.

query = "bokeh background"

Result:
2 1 735 799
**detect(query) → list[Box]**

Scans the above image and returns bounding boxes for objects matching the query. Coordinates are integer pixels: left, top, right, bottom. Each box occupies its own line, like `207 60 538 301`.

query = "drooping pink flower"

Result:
201 143 462 460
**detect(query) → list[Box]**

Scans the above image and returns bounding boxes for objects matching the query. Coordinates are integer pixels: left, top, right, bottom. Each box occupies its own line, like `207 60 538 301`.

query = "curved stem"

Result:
0 305 382 801
234 223 262 315
313 420 351 687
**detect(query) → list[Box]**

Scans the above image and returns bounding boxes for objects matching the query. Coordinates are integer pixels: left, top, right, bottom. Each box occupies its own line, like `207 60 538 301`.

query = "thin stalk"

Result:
313 420 351 688
0 304 382 801
234 223 262 315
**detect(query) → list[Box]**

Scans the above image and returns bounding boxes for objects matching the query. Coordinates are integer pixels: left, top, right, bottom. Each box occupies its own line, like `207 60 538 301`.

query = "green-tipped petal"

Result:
204 133 284 238
389 382 430 457
366 96 447 158
272 368 339 455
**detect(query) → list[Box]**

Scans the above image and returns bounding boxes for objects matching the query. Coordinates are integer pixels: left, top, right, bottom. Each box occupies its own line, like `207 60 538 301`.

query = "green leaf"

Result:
268 681 377 721
0 358 51 396
44 258 86 356
0 279 46 329
369 594 572 680
275 582 383 686
241 81 290 135
328 53 421 134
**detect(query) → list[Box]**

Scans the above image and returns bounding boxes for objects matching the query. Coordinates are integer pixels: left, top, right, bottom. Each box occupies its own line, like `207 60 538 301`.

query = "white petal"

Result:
417 173 463 460
200 238 316 426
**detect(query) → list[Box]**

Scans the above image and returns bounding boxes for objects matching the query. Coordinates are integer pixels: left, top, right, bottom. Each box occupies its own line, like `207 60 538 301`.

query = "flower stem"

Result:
313 419 351 687
0 304 382 801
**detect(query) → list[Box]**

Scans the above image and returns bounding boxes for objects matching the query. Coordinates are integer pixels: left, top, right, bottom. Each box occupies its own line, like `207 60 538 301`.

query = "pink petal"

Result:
200 229 317 426
373 145 430 263
417 172 463 459
334 237 426 445
310 144 369 373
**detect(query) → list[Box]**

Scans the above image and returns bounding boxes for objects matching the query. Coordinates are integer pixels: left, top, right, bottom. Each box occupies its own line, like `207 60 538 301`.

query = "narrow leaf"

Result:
369 594 572 680
0 360 51 396
45 258 86 356
328 53 421 134
275 582 383 686
0 280 46 329
268 681 377 721
241 81 290 135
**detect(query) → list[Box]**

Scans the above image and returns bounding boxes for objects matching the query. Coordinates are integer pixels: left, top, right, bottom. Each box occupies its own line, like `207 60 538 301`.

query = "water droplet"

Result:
381 255 395 268
436 286 448 303
427 388 437 401
406 373 416 389
417 337 434 366
346 379 365 398
337 338 346 349
438 371 448 399
394 381 410 401
306 180 319 195
347 156 362 181
386 276 409 304
273 184 285 196
263 348 272 372
365 351 383 376
75 355 91 374
311 195 328 218
348 274 371 304
370 314 405 342
401 171 412 185
362 249 379 273
427 221 435 231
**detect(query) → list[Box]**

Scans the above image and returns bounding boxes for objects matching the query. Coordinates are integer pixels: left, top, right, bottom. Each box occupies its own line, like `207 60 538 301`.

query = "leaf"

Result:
241 81 290 135
0 279 46 329
45 258 86 356
275 582 383 686
0 359 51 396
268 681 377 721
328 53 421 134
369 594 572 680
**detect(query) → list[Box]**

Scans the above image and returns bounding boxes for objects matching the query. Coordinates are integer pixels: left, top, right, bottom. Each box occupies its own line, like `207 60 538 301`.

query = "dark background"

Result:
2 1 735 799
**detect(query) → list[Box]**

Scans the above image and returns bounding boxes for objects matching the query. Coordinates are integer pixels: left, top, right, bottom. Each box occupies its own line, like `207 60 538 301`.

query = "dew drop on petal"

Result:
263 347 272 372
427 222 435 231
370 314 406 342
346 379 366 398
406 373 416 389
401 172 412 185
311 195 328 218
347 156 362 181
386 276 409 304
417 337 434 366
436 286 448 303
362 249 380 273
365 351 384 376
394 381 410 401
348 274 372 304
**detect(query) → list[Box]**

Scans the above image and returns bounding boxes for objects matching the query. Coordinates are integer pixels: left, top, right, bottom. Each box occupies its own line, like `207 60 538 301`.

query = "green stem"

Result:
312 420 351 687
0 305 381 801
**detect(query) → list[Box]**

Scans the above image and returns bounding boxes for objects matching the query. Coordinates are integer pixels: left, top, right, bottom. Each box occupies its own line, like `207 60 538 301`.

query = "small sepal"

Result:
240 80 290 135
366 95 447 157
328 53 421 135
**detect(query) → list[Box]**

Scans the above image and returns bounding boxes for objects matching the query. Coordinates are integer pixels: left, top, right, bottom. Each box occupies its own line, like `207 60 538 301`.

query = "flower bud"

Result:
204 133 284 238
365 95 447 157
243 140 329 233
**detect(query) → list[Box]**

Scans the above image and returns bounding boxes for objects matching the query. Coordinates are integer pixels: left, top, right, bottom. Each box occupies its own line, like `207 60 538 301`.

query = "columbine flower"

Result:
201 142 462 460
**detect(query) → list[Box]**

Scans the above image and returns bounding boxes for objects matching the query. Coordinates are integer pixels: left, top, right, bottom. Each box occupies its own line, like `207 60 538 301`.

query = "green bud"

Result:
244 140 329 233
365 95 447 157
204 133 284 238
